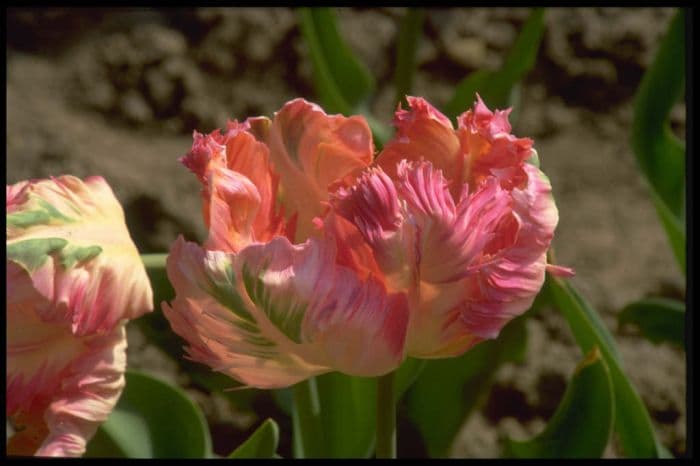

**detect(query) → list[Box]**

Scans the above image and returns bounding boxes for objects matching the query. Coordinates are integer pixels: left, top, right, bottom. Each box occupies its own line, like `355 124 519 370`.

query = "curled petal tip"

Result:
546 264 576 278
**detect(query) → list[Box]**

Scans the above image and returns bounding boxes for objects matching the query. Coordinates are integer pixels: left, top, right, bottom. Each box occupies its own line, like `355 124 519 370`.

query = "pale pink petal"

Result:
6 176 153 335
267 98 374 241
7 306 128 457
36 325 127 457
162 235 408 388
376 96 462 195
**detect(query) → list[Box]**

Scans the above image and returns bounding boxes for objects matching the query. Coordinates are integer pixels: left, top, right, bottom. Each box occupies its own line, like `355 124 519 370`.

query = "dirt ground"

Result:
6 7 686 458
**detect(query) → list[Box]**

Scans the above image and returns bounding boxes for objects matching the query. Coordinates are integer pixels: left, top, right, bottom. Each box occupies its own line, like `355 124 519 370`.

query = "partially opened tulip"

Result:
163 95 568 390
6 175 153 456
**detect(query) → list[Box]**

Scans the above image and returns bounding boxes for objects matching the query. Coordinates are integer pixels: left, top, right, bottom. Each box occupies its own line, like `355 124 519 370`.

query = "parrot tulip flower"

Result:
6 175 153 456
164 99 408 389
164 95 567 388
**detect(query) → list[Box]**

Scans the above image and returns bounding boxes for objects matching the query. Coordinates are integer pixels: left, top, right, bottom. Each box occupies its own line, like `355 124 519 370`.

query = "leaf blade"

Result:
85 370 212 458
504 347 614 458
547 275 666 458
618 297 685 348
229 418 280 459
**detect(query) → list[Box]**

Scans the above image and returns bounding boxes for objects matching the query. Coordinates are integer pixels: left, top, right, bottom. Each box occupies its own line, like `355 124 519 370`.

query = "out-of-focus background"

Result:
6 7 686 457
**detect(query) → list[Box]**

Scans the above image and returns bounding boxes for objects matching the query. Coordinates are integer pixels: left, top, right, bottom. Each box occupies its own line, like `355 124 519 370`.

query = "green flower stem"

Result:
140 253 167 269
292 377 325 458
376 371 397 458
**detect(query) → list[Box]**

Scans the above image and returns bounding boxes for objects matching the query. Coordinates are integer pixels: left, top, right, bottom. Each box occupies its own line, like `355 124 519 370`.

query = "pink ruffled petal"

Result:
330 167 415 289
457 95 533 190
181 127 286 250
442 165 560 344
268 98 374 240
162 235 407 388
396 160 515 285
376 96 462 194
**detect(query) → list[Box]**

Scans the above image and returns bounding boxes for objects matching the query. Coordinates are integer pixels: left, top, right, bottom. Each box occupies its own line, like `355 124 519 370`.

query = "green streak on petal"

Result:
242 264 305 344
37 198 75 223
59 244 103 269
243 334 277 348
7 210 51 229
7 197 75 229
7 237 68 272
234 319 262 334
208 263 256 324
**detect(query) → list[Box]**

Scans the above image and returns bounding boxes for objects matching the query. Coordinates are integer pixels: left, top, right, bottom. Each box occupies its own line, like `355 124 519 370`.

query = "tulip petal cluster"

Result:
164 96 565 388
6 176 153 456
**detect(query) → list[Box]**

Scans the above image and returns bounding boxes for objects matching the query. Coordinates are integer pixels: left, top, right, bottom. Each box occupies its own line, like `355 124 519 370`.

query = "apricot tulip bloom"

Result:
163 96 567 389
6 176 153 456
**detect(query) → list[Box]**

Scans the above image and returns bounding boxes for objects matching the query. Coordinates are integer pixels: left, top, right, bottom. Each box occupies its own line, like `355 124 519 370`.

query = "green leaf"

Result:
317 373 377 458
406 314 528 457
504 347 614 458
297 8 390 148
297 7 374 114
631 9 685 271
394 9 425 107
228 419 280 458
85 370 212 458
292 377 325 458
394 357 427 400
271 387 294 416
445 8 546 120
618 297 685 348
546 275 667 458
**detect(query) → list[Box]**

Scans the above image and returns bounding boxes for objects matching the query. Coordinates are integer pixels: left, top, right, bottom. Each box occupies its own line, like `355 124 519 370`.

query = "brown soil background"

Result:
6 7 686 458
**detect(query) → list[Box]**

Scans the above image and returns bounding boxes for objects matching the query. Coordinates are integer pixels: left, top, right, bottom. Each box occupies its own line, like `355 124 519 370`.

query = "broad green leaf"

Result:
406 314 528 457
631 9 685 271
618 297 685 348
546 275 667 457
85 370 212 458
317 373 377 458
445 8 546 120
394 9 425 107
504 347 614 458
228 419 280 458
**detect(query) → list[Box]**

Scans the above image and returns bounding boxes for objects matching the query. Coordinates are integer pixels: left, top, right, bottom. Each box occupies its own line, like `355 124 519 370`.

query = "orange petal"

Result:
268 99 374 241
376 96 462 194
